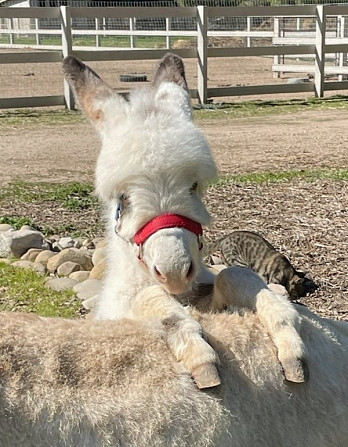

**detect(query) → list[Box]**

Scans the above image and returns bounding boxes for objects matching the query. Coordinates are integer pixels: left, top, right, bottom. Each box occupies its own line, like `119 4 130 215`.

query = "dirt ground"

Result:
2 108 348 184
1 105 347 321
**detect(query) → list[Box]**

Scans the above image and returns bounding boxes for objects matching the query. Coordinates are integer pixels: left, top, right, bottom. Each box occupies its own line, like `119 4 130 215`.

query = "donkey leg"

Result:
131 285 221 389
212 267 308 383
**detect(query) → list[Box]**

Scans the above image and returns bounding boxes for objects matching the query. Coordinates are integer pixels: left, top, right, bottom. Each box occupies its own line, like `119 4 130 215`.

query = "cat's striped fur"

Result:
207 230 306 300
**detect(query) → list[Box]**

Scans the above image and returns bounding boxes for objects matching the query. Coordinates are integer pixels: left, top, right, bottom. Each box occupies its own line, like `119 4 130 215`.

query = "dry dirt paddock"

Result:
0 54 347 321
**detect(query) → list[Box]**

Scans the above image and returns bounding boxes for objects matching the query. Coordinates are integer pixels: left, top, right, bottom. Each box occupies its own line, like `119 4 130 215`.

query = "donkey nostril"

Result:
154 265 166 281
186 262 194 279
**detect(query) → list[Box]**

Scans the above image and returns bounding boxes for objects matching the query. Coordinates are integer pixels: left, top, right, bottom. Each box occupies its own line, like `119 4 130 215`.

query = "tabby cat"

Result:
206 230 306 300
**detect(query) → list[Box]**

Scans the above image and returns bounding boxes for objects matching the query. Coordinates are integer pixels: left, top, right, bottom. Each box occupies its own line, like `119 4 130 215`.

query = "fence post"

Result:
95 18 100 47
35 18 39 46
315 4 326 98
166 17 171 49
9 17 14 45
273 16 280 78
61 6 74 110
338 16 347 81
197 5 208 104
130 18 135 49
246 16 251 48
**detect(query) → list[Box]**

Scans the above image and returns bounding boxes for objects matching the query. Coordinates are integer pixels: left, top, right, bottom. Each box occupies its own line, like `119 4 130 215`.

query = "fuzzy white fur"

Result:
0 306 347 447
63 54 308 386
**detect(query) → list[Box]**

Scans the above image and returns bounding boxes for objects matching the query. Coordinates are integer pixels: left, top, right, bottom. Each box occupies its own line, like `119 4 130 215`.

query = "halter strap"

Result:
134 213 203 249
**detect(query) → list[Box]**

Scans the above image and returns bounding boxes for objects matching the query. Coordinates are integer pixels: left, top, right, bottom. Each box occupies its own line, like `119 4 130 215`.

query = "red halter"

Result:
134 214 203 251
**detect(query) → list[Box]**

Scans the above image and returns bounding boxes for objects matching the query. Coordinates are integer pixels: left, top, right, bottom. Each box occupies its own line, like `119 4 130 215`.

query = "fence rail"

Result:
1 5 348 108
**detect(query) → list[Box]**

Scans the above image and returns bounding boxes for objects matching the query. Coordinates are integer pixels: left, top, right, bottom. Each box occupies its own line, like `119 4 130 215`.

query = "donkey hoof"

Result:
282 358 309 383
192 364 221 389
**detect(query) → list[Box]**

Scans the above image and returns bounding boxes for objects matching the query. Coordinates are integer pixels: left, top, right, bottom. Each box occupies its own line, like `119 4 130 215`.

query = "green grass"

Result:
0 33 174 47
211 168 348 188
1 169 346 212
0 35 10 44
0 216 85 237
2 96 348 131
193 95 348 120
0 216 42 231
100 35 131 47
0 181 97 211
0 261 80 318
0 181 100 236
0 109 85 130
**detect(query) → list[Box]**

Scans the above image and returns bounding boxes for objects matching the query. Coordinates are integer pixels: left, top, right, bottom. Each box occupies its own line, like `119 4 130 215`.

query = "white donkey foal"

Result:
63 54 307 388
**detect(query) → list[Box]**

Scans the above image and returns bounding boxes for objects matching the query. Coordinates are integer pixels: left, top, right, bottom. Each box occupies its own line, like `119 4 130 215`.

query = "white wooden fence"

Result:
1 5 348 109
272 14 348 79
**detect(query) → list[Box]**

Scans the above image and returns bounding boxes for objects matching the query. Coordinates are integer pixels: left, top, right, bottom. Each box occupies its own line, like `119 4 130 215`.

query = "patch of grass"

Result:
211 168 348 188
3 96 348 129
135 36 166 48
193 95 348 120
0 109 85 130
0 181 101 237
0 35 10 44
0 216 42 231
0 181 97 211
2 34 173 48
100 35 130 47
0 217 86 238
0 262 81 318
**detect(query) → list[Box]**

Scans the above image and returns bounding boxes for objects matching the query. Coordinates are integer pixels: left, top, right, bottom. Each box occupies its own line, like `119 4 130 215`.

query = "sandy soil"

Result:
1 108 348 184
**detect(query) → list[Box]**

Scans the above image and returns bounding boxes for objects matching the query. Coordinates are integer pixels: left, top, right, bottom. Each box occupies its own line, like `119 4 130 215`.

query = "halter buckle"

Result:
197 234 203 251
137 243 144 260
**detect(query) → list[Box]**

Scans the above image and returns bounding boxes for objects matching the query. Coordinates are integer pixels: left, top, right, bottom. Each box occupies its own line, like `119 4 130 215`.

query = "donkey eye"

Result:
189 182 198 193
119 193 130 206
115 193 130 221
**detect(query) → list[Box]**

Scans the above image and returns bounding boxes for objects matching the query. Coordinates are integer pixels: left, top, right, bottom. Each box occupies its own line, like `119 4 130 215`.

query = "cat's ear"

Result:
289 274 306 298
62 57 127 129
153 53 192 120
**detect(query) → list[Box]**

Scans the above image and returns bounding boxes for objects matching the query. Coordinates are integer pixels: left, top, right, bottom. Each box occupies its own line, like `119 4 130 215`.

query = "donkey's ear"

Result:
153 53 189 92
62 57 125 126
153 53 192 120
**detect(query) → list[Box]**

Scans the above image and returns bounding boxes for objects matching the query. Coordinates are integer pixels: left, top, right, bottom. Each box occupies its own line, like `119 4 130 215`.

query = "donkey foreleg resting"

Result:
212 267 308 383
131 285 221 389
